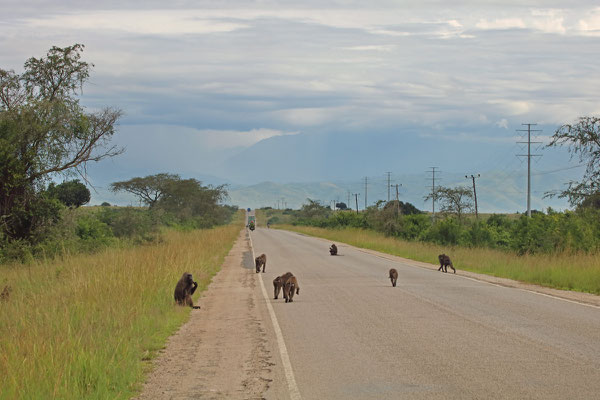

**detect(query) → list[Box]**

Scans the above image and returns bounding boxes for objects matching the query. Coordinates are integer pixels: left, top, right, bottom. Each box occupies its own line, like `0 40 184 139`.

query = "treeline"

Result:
280 199 600 254
1 174 237 263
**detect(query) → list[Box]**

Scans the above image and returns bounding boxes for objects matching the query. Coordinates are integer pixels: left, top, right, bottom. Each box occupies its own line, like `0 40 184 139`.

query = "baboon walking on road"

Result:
174 272 201 309
389 268 398 287
438 254 456 274
255 253 267 273
273 272 294 300
284 276 300 303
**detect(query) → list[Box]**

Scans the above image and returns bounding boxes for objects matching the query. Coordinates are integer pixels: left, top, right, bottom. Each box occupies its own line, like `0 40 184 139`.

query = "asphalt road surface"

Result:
251 228 600 400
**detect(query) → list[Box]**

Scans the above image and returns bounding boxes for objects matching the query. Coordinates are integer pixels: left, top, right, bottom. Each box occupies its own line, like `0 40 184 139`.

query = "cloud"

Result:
475 18 526 30
496 119 509 129
23 10 249 35
577 7 600 35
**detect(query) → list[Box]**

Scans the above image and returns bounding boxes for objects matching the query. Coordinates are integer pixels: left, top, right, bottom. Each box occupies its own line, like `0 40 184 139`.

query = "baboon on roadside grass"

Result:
438 254 456 274
284 276 300 303
389 268 398 287
174 272 201 309
255 253 267 273
273 272 294 300
329 244 338 256
0 285 11 302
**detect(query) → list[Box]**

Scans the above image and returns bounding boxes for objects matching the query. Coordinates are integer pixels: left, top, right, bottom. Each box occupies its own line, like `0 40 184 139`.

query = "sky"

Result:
1 1 599 210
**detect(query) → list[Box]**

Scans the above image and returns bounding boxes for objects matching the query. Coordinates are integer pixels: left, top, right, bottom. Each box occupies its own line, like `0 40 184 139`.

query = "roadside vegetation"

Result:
1 44 245 399
0 214 243 399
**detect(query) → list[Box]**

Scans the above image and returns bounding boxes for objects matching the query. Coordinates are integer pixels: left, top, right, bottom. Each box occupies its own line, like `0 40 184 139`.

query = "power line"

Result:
427 167 439 222
386 172 391 201
465 174 481 219
364 176 368 209
353 193 360 214
516 123 542 217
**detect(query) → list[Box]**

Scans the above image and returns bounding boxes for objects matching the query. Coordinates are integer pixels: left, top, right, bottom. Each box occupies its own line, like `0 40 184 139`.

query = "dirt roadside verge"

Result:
134 229 288 400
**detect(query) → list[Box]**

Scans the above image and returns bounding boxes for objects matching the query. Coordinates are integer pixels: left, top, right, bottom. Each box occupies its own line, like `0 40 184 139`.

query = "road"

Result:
251 227 600 400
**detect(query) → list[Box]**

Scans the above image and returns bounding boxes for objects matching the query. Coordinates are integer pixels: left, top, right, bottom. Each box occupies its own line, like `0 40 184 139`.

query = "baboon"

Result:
273 272 294 300
284 276 300 303
0 285 11 302
255 253 267 273
389 268 398 287
329 244 338 256
438 254 456 274
174 272 201 309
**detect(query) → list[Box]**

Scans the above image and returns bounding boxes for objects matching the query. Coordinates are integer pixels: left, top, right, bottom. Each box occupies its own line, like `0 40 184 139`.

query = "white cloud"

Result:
487 100 532 116
496 119 509 129
476 18 526 30
23 10 249 35
577 8 600 36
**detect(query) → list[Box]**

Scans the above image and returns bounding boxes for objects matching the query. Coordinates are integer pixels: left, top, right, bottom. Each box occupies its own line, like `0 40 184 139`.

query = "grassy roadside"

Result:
0 216 243 399
278 224 600 295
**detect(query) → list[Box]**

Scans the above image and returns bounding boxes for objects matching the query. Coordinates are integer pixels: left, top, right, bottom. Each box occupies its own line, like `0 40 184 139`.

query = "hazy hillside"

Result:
228 171 574 213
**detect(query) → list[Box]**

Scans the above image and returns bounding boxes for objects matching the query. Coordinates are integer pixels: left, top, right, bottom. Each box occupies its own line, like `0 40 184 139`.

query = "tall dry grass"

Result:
280 225 600 294
0 222 242 399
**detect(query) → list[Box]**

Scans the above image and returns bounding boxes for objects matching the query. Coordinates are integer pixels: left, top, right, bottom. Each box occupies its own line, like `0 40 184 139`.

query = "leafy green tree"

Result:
110 173 178 207
424 186 474 222
298 199 331 220
0 44 123 240
335 202 348 210
547 116 600 207
156 178 229 225
48 179 90 208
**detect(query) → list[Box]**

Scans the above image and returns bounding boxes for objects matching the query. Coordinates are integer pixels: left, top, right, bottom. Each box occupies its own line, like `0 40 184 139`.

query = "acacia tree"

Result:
110 173 179 207
424 186 474 222
546 117 600 207
0 44 123 240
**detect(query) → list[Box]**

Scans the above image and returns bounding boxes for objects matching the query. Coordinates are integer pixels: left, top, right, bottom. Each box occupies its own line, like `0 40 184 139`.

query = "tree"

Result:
424 186 474 222
546 116 600 207
0 44 123 240
110 173 179 207
111 173 231 227
48 179 91 208
335 202 348 210
298 199 331 219
156 177 229 223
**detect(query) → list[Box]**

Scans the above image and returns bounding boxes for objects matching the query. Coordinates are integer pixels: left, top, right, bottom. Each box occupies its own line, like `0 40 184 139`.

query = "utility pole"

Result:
347 191 351 207
465 174 480 219
386 172 392 201
353 193 360 214
390 183 402 216
517 123 542 217
364 177 368 209
427 167 439 223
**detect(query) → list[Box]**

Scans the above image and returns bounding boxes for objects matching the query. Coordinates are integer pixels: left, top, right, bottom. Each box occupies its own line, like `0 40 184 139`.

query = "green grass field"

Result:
0 220 242 399
278 225 600 295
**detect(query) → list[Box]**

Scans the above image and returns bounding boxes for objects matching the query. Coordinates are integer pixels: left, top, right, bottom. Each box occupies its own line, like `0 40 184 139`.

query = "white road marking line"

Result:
249 232 302 400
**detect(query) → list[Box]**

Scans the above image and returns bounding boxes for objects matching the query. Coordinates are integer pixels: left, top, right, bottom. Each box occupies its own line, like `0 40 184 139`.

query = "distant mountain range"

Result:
87 126 580 213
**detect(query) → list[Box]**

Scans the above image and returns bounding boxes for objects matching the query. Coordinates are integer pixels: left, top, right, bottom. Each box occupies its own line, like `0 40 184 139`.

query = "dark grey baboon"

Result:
284 276 300 303
255 253 267 273
174 272 201 309
389 268 398 287
273 272 294 300
329 244 338 255
438 254 456 274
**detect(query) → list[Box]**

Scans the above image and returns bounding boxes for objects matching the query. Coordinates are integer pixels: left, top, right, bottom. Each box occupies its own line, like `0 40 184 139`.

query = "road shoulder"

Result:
134 229 288 399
